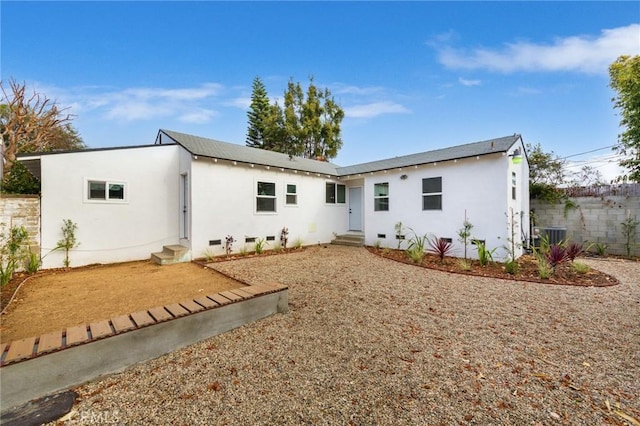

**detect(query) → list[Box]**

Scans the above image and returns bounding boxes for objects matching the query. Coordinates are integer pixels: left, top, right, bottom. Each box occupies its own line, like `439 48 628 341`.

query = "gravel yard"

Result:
61 245 639 425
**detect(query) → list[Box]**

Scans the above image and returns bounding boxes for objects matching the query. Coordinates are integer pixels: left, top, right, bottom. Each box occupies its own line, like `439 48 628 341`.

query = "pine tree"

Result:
246 76 270 148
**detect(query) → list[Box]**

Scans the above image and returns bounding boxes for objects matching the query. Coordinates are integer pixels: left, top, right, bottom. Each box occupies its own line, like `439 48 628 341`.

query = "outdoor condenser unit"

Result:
532 227 567 247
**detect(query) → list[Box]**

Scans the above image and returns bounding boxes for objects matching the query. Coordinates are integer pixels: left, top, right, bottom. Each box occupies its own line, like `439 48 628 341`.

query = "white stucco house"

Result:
18 130 529 268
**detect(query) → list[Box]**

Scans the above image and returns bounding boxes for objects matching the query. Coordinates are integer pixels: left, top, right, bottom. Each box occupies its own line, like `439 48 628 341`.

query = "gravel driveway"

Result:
62 246 639 425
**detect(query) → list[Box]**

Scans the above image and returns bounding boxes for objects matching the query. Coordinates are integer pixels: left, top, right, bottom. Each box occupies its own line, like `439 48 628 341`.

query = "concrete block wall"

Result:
0 195 40 251
531 195 640 257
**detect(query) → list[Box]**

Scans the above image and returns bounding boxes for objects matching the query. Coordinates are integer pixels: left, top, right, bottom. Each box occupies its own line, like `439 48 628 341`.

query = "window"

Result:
257 181 276 212
374 182 389 211
286 184 297 205
422 177 442 210
512 172 517 200
87 180 126 202
326 183 346 204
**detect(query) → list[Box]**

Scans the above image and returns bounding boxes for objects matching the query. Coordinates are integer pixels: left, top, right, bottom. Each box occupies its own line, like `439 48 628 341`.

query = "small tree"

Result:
57 219 79 267
457 215 473 260
0 225 29 286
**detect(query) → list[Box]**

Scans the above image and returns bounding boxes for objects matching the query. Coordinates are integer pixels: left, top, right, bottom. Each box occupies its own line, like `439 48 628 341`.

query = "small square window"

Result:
286 184 297 205
88 181 106 200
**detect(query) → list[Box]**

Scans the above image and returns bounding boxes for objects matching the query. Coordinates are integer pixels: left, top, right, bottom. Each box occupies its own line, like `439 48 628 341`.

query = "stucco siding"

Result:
188 158 347 258
362 153 522 260
39 145 180 268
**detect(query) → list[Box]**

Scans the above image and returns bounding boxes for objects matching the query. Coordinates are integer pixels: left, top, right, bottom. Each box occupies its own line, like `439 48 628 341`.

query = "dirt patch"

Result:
0 260 244 343
367 247 620 287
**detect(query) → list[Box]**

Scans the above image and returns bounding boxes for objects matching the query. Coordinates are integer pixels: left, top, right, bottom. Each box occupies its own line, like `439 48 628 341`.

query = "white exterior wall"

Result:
187 157 348 258
362 153 520 260
506 139 530 257
39 145 180 268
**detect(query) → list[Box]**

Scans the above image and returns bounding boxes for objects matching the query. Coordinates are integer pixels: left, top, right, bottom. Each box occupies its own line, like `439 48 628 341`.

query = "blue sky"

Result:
2 1 639 181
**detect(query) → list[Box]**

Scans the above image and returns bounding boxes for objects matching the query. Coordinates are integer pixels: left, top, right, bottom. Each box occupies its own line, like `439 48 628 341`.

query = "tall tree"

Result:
526 142 566 201
251 77 345 160
246 76 271 149
280 77 344 160
1 79 84 178
609 55 640 182
527 142 565 187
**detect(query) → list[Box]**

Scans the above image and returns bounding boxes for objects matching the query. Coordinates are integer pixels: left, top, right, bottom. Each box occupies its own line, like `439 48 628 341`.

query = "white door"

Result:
348 187 363 231
180 173 189 240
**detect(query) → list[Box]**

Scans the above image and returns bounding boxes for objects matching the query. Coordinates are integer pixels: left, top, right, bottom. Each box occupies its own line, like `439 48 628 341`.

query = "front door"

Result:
348 187 363 231
180 173 189 240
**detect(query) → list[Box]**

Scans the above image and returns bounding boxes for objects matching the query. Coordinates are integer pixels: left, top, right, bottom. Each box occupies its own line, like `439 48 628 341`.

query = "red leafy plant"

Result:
427 236 454 263
546 244 568 268
565 242 584 262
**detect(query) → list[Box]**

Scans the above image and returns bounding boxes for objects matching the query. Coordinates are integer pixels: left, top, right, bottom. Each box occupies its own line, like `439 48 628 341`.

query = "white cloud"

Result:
458 77 481 86
178 109 217 124
344 101 411 118
225 96 251 109
436 24 640 74
28 83 226 123
331 83 386 96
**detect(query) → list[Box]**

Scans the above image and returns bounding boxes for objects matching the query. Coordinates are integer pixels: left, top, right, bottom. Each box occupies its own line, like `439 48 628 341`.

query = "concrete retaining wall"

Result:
0 283 288 411
531 195 640 257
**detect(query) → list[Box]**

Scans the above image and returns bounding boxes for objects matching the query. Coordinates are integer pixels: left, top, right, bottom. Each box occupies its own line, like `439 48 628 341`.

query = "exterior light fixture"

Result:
400 174 408 180
509 148 523 164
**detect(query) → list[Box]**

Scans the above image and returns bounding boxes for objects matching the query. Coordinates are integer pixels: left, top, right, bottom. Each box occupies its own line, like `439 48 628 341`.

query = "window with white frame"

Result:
257 181 276 212
286 184 297 205
374 182 389 211
87 180 126 202
512 172 517 200
325 183 346 204
422 177 442 210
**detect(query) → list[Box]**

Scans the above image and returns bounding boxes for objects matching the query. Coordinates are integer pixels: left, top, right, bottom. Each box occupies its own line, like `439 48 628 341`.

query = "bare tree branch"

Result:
1 78 75 178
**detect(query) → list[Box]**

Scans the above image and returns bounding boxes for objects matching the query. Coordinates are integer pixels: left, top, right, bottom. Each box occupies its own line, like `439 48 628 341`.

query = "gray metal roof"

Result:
335 134 522 176
159 130 522 177
159 129 340 176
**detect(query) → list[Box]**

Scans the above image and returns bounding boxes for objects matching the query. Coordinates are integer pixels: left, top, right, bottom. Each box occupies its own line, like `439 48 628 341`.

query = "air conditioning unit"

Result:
532 227 567 247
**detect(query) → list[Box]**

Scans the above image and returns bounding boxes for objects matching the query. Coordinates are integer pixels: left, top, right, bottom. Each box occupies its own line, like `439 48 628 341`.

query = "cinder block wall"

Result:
0 195 41 251
531 195 640 257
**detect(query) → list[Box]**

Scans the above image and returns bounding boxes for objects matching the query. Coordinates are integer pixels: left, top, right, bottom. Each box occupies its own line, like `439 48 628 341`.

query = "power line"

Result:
560 144 619 160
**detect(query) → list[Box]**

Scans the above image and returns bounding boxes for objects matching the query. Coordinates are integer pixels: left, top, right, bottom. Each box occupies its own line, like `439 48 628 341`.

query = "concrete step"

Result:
331 234 364 247
151 244 191 265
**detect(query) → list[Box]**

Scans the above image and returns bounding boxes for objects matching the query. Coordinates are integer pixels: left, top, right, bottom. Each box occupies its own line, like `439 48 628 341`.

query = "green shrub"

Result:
25 250 41 274
572 262 591 274
0 225 29 286
592 242 608 256
254 238 267 254
537 259 554 279
405 229 427 263
457 258 471 271
474 240 496 266
505 259 519 275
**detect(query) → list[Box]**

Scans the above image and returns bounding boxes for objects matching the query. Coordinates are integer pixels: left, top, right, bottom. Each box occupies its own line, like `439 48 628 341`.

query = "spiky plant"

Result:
427 236 454 263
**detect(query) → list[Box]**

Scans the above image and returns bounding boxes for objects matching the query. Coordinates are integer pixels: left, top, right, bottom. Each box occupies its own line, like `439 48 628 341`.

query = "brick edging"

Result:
0 282 287 367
